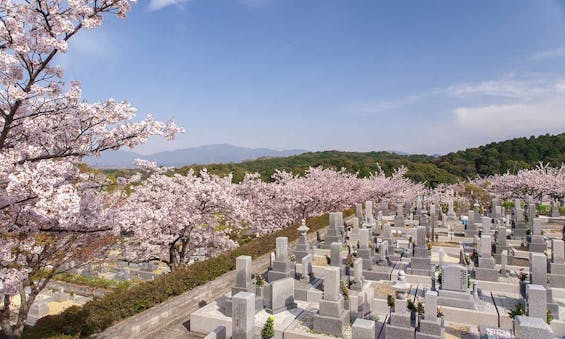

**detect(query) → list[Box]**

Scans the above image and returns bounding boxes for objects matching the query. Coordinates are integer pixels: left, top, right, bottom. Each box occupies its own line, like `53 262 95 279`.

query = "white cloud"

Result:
450 72 565 136
453 97 565 135
530 47 565 61
446 74 553 99
148 0 188 11
347 89 441 115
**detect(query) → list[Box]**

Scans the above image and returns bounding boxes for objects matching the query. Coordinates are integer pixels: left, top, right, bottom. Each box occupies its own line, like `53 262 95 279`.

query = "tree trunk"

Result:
1 294 13 337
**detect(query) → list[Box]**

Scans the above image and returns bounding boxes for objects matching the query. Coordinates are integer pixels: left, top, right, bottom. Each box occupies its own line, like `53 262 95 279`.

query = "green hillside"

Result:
435 133 565 178
106 133 565 187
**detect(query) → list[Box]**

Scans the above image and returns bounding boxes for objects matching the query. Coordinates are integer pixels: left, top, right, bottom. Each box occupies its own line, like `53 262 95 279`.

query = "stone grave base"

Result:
415 332 442 339
268 262 295 282
474 267 498 282
312 309 350 337
266 301 297 315
363 267 393 281
464 230 478 238
548 274 565 289
418 319 443 337
437 290 475 310
191 297 311 338
294 279 322 302
550 263 565 275
222 295 263 317
407 268 433 277
385 324 415 339
528 243 547 253
516 315 554 339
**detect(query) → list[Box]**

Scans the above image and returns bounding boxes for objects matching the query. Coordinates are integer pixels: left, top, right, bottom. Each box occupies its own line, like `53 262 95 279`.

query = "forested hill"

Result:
105 133 565 187
435 133 565 178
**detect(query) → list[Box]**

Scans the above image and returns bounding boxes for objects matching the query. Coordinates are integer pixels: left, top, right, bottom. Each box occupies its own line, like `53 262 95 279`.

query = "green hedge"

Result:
24 210 353 338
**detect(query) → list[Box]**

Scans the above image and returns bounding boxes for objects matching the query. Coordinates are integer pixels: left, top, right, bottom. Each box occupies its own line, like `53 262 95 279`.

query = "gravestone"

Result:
530 252 548 287
380 221 394 255
475 235 498 282
526 284 547 320
417 290 443 339
408 226 432 276
232 292 255 339
358 229 374 270
551 200 560 218
299 254 313 283
438 264 474 309
526 198 536 228
378 240 389 266
53 287 67 302
365 201 375 226
482 217 492 234
529 218 547 253
335 212 346 240
350 217 361 244
430 210 438 243
324 212 343 249
223 256 263 316
268 237 295 282
264 277 297 314
356 203 364 225
312 266 350 336
500 250 508 276
465 210 479 237
493 225 507 264
330 242 346 279
548 239 565 288
446 199 457 222
351 257 365 290
394 203 405 228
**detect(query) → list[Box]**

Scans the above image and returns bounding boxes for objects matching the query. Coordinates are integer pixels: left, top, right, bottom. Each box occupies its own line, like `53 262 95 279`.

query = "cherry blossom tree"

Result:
115 164 248 270
0 0 181 334
236 173 294 235
488 163 565 201
272 167 361 221
360 166 425 205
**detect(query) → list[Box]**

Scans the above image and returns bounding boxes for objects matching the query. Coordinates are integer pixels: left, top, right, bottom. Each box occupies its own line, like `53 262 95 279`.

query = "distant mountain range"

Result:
85 144 308 168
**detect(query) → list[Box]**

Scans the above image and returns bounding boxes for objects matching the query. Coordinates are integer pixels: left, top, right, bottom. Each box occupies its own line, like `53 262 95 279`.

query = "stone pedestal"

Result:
352 318 375 339
515 316 553 339
295 220 312 262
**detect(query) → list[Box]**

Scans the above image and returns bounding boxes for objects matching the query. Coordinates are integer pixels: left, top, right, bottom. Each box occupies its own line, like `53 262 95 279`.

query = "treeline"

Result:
435 133 565 178
103 133 565 187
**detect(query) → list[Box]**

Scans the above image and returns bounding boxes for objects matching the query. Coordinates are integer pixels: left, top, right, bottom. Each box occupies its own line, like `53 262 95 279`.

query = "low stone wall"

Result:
45 280 110 298
91 227 328 338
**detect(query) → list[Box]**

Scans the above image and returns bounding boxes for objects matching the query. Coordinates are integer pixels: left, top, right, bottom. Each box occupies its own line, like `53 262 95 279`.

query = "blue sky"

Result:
62 0 565 154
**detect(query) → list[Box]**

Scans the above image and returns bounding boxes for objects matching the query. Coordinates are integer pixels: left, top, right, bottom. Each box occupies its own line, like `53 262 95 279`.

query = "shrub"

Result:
407 299 416 312
508 303 524 319
340 280 350 300
387 294 396 309
25 210 354 338
261 315 275 339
